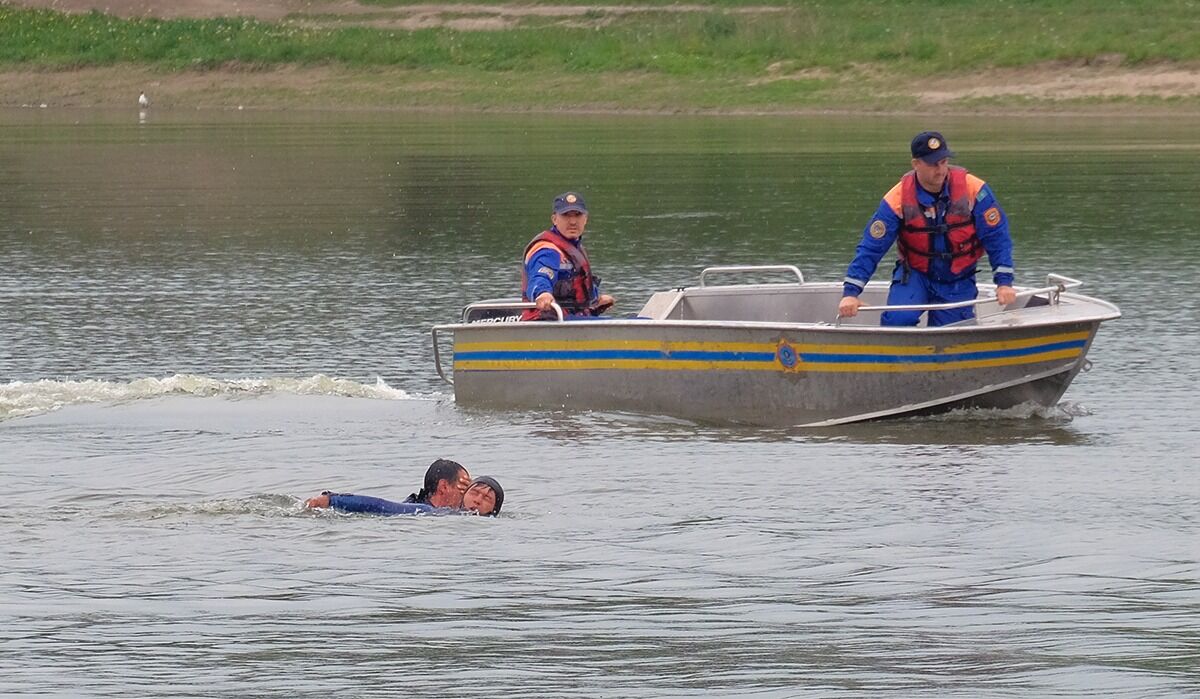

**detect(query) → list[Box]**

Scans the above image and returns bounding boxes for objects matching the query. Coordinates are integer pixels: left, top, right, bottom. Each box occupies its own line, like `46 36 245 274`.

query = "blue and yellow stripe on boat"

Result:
453 330 1090 374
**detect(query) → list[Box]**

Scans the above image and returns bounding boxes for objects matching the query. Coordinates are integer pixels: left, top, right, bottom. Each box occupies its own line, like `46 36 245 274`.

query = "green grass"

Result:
2 2 1198 74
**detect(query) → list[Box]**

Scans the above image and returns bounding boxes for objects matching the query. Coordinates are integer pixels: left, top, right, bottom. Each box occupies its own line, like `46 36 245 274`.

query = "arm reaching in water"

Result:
304 492 331 509
305 492 439 515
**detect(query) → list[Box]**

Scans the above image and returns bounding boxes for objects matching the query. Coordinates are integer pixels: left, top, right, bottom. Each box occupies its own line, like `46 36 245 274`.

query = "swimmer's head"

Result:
462 476 504 516
423 458 471 508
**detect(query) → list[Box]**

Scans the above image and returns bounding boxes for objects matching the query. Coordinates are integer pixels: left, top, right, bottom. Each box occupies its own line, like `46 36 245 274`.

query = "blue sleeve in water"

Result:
328 494 440 516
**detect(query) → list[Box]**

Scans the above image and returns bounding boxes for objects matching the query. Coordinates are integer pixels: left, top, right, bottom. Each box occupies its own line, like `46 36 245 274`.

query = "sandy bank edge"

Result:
4 64 1200 117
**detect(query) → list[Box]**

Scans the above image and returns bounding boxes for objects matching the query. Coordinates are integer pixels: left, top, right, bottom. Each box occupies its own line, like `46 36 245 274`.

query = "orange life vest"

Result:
897 166 983 277
520 229 596 320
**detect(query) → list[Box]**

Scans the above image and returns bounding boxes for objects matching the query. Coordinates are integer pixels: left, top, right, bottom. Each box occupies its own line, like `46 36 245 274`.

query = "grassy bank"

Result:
2 2 1199 112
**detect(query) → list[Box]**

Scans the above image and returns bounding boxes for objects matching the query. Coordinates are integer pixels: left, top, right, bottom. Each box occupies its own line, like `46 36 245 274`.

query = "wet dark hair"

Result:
414 459 467 503
468 476 504 516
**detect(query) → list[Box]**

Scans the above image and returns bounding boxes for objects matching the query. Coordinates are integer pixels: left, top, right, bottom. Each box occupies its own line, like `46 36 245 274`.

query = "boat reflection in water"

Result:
432 266 1120 427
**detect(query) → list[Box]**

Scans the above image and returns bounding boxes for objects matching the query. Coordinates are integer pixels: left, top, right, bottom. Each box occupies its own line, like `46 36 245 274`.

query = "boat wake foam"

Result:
0 373 418 421
931 400 1092 422
107 494 305 520
102 495 525 521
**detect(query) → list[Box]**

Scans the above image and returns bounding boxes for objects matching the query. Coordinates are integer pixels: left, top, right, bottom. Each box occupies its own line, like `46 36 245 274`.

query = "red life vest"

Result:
896 166 983 277
520 229 597 320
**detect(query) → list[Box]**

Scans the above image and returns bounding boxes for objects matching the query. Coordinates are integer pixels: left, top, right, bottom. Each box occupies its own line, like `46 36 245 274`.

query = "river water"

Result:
1 108 1197 697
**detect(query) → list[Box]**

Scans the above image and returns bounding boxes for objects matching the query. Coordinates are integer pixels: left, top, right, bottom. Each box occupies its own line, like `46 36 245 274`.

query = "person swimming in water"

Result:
404 458 472 508
304 476 505 517
460 476 503 516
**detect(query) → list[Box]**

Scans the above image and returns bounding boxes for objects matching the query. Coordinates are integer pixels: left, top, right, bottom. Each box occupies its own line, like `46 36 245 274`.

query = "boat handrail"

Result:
700 265 805 287
836 273 1084 324
433 301 565 385
431 325 453 385
461 300 564 322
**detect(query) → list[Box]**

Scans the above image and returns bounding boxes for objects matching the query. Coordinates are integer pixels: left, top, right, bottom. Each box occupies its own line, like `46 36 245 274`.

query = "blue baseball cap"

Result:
911 131 955 164
553 192 588 215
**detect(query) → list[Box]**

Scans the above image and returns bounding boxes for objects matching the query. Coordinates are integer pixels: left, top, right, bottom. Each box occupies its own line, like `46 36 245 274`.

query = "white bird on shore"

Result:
138 92 150 108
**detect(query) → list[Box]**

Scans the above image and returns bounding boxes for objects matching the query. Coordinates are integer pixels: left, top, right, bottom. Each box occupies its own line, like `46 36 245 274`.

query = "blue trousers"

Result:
881 262 978 327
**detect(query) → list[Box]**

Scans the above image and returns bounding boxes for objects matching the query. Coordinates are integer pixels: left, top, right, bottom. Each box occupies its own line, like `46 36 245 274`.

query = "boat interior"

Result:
458 266 1117 329
635 266 1071 328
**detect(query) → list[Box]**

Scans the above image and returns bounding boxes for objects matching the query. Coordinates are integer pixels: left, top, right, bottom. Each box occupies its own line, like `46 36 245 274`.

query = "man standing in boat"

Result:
837 131 1017 327
520 192 615 320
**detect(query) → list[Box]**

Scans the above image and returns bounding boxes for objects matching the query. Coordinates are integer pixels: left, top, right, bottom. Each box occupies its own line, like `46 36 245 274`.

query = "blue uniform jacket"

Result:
523 226 601 306
843 176 1015 297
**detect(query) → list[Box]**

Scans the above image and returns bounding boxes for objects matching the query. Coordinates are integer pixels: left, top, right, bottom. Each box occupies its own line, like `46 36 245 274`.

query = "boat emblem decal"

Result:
776 341 799 369
869 220 886 239
983 206 1001 226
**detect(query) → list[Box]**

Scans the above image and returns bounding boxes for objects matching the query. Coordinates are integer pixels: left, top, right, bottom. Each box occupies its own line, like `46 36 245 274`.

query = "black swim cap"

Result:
469 476 504 516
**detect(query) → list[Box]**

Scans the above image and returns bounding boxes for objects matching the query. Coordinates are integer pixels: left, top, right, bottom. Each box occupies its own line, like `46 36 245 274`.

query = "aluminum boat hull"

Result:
433 273 1120 426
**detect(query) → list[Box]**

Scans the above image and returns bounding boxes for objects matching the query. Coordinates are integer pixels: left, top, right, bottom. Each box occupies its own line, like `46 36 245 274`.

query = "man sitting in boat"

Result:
304 476 505 517
837 131 1017 327
520 191 615 320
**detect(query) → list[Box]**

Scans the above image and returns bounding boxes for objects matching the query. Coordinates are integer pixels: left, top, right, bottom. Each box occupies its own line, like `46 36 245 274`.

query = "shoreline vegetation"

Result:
2 1 1199 115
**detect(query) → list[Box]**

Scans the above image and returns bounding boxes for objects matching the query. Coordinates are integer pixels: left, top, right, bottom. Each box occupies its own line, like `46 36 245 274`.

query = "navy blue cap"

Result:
911 131 955 164
553 192 587 215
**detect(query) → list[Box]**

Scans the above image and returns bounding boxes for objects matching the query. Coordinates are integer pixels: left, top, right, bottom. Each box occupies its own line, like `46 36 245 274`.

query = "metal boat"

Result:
431 266 1121 426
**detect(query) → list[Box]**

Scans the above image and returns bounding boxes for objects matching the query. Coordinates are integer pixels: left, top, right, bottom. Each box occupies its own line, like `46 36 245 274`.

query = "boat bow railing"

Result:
700 265 805 287
835 273 1083 325
431 300 564 385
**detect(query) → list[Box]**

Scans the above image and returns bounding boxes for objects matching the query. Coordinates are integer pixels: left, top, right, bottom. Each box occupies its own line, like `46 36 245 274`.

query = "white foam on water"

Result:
113 494 305 520
0 373 421 421
928 400 1089 422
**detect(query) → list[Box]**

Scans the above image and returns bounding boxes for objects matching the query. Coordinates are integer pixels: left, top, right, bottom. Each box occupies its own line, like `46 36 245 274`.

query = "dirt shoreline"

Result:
6 0 1200 115
12 0 791 25
4 64 1199 117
